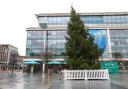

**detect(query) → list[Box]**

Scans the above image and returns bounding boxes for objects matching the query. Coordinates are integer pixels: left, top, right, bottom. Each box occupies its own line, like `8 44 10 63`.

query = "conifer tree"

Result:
65 7 103 69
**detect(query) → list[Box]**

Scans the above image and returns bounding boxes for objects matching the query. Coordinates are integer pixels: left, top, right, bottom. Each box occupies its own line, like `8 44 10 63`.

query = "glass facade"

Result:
26 31 44 56
26 13 128 60
38 15 128 25
47 31 66 58
26 29 109 58
110 29 128 58
26 30 67 58
38 16 69 25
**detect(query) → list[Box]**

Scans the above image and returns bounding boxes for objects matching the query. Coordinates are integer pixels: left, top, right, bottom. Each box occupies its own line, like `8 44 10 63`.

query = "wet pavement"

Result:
0 71 128 89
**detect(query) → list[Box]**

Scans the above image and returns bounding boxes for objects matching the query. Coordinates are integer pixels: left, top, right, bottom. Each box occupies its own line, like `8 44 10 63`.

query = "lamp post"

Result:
11 53 16 75
40 22 48 73
12 54 15 74
11 52 18 75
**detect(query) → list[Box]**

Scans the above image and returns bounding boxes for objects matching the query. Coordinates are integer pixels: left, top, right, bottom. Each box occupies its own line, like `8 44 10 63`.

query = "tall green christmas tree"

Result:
65 7 103 69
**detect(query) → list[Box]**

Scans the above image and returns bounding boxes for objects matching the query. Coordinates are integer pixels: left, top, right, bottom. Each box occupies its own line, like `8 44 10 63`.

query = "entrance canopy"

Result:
48 61 67 64
23 58 42 61
24 61 40 64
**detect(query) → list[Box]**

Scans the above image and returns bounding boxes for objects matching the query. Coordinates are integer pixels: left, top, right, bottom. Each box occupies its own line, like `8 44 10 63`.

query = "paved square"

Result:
0 71 128 89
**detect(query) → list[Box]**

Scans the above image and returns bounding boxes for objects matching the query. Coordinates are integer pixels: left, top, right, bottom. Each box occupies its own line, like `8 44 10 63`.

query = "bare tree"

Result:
39 51 53 72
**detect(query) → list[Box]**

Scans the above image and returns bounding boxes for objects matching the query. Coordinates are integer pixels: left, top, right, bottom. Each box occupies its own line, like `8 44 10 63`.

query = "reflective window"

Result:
38 17 45 23
47 31 66 57
38 15 128 25
26 29 110 58
110 29 128 58
26 30 45 56
89 29 109 58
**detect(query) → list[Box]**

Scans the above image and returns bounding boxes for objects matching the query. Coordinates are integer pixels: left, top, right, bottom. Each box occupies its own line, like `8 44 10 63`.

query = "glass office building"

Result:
26 12 128 69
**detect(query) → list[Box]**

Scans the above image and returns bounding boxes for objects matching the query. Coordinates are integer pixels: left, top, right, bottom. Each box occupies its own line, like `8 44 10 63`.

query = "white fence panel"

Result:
86 69 109 80
63 70 87 80
63 69 109 80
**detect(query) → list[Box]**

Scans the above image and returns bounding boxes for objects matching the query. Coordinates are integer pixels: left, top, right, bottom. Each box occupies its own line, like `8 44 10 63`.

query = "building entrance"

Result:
23 58 43 73
23 61 42 73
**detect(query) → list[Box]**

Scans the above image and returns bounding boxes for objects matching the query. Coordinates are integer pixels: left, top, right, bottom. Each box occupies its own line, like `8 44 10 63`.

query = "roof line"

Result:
36 12 128 17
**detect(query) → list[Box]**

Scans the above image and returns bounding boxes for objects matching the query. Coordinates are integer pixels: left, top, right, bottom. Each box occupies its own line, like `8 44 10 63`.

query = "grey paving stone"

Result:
0 72 127 89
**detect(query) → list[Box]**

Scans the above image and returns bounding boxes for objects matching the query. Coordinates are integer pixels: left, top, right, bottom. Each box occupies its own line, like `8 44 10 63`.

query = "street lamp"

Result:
40 22 48 73
12 54 15 74
12 53 18 75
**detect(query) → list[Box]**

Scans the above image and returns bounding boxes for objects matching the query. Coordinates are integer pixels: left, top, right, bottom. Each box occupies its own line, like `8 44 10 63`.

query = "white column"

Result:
42 30 46 73
107 28 112 59
31 66 33 73
42 62 45 73
43 30 46 53
42 16 47 73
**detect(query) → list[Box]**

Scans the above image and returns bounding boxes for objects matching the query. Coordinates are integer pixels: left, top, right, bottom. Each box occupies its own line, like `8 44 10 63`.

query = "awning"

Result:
48 61 67 64
23 58 42 61
24 61 40 64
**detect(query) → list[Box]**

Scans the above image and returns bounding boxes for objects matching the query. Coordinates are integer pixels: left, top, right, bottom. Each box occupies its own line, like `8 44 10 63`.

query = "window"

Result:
110 29 128 58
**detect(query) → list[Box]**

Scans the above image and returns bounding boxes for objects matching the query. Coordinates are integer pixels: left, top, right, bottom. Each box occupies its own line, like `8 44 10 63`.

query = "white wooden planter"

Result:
63 69 109 80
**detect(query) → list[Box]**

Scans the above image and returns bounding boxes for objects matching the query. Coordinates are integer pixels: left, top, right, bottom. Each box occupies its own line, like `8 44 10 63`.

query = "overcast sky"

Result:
0 0 128 55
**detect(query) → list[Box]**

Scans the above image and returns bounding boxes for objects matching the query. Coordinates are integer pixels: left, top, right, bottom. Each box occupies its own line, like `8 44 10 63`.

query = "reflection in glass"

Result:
110 29 128 58
64 80 110 89
89 29 109 58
